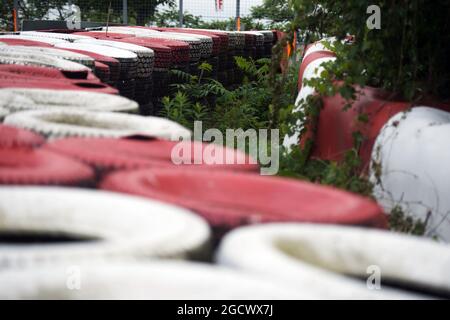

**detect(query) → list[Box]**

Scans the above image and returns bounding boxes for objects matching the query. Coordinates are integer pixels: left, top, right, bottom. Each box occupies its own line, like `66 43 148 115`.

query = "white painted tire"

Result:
96 29 203 63
75 38 154 77
0 88 139 114
0 35 68 46
0 261 304 299
0 107 9 121
20 31 92 42
4 109 191 140
282 39 337 150
370 107 450 242
55 42 138 61
0 45 94 68
217 223 450 299
0 50 89 72
0 187 210 269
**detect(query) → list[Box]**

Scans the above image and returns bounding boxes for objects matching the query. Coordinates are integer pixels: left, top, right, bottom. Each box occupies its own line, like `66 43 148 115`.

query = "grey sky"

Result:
159 0 264 21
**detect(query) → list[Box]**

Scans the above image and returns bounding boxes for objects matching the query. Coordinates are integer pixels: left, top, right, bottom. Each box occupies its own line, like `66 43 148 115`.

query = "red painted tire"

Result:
0 64 99 83
118 37 173 70
165 28 221 56
57 48 120 84
101 169 388 230
0 78 118 95
297 50 336 90
0 124 45 148
0 38 53 48
73 32 135 39
46 137 259 173
0 148 94 185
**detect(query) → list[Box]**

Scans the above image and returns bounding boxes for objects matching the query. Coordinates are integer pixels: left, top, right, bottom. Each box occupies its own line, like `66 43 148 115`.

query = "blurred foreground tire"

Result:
4 109 191 140
0 124 44 148
0 88 139 114
0 187 210 268
0 261 304 299
0 149 94 185
217 224 450 299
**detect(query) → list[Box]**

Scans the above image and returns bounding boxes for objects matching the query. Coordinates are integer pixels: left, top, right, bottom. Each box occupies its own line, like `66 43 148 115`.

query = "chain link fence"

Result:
1 0 266 31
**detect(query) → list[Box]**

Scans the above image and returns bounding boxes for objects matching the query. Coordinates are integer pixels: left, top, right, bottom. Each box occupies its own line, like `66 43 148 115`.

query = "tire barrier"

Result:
4 109 191 140
76 38 155 106
0 124 45 148
241 31 265 60
0 64 117 95
75 39 145 101
0 261 303 299
259 30 274 58
93 61 110 84
55 42 138 98
217 224 450 299
77 38 154 79
370 107 450 242
100 169 387 237
283 41 337 150
101 27 203 65
241 32 257 59
0 64 101 85
0 77 118 95
0 88 139 114
46 137 259 175
73 31 135 40
0 148 94 186
0 187 211 267
56 48 121 85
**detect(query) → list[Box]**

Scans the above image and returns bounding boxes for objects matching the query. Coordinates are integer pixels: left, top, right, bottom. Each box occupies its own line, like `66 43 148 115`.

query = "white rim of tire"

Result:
0 35 68 46
217 223 450 299
0 260 306 299
54 42 137 60
74 38 154 77
0 88 139 114
105 30 203 62
0 187 210 269
140 33 202 62
0 45 95 68
20 31 93 42
0 50 89 72
4 109 191 140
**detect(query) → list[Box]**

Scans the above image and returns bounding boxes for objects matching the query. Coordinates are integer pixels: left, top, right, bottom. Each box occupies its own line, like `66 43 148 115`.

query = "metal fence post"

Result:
122 0 128 25
179 0 183 27
235 0 241 31
13 0 19 31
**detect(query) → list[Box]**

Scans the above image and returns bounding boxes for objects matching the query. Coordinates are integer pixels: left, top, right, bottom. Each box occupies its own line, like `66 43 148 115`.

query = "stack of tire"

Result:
104 27 205 88
75 37 155 115
165 28 221 80
289 38 450 243
259 30 274 58
241 31 265 60
0 64 116 95
0 44 119 95
54 42 137 99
